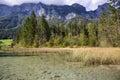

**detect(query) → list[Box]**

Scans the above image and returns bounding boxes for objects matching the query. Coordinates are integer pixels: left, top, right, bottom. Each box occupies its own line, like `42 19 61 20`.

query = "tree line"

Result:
14 2 120 47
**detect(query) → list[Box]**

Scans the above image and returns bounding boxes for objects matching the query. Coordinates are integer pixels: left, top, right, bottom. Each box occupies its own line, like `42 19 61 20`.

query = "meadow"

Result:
0 39 12 48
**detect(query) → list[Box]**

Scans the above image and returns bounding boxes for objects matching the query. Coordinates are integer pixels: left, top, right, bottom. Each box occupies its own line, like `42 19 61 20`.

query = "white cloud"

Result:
0 0 108 11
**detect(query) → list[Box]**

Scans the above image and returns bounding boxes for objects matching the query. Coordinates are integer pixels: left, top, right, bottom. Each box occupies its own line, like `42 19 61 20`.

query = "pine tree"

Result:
28 11 37 46
80 27 88 46
98 11 109 47
80 32 88 46
18 11 37 47
98 0 120 47
37 15 51 45
87 23 97 46
21 17 31 46
107 0 120 46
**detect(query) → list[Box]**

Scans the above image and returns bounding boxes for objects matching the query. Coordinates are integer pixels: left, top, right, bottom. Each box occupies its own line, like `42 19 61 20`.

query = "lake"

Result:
0 54 120 80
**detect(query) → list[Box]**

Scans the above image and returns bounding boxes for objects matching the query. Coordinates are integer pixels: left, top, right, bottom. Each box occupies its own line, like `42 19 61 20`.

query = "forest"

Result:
14 1 120 48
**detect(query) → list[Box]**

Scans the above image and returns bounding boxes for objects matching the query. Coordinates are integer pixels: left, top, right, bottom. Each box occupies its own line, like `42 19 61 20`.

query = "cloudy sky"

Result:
0 0 108 11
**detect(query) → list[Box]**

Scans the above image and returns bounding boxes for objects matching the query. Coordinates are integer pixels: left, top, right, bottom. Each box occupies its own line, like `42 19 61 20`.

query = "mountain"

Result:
115 0 120 9
0 2 109 19
0 2 110 29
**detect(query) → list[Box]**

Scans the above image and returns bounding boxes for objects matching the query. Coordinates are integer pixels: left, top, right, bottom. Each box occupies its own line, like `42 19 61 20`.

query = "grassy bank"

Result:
67 48 120 66
0 48 120 66
0 39 12 48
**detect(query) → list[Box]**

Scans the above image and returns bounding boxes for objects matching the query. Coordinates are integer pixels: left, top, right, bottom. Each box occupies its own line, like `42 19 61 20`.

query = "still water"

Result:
0 55 120 80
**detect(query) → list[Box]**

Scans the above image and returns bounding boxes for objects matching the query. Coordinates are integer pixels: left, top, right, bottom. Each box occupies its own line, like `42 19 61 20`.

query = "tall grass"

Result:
0 48 71 57
0 48 120 66
67 48 120 65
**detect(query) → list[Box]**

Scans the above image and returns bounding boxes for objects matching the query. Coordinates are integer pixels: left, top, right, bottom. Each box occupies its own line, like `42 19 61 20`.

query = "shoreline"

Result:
0 47 120 66
0 47 120 56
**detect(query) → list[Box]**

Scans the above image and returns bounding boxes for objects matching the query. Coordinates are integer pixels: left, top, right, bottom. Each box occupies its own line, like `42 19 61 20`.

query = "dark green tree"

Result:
80 31 88 46
87 23 97 46
18 11 37 47
98 11 109 47
107 0 120 46
37 15 51 45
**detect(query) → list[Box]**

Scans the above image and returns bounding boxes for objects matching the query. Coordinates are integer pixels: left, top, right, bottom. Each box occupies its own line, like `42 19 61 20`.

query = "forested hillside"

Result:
14 2 120 47
0 2 110 39
0 14 24 39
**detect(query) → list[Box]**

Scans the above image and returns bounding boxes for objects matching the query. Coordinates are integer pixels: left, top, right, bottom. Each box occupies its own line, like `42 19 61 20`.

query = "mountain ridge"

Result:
0 2 110 29
0 2 109 19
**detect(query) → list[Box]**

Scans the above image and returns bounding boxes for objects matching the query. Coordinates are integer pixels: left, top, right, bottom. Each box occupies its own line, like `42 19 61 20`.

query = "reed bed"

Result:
0 48 120 65
67 48 120 65
0 48 71 56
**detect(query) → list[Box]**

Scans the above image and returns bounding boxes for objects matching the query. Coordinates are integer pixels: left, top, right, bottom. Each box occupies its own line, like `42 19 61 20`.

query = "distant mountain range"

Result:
1 0 120 29
0 2 109 19
0 2 110 29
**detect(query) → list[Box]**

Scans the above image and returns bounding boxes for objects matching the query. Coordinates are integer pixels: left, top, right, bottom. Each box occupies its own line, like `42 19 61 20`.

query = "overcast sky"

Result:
0 0 108 11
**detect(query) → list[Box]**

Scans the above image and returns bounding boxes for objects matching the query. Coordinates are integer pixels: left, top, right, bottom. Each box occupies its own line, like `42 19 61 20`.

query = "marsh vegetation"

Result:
0 48 120 66
0 50 120 80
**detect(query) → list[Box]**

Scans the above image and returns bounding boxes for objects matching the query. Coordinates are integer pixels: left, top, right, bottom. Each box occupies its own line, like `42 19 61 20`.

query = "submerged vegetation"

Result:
0 54 120 80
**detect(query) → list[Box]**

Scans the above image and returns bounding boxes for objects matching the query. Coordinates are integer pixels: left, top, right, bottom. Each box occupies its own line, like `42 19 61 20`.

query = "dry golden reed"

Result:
68 48 120 65
0 48 120 65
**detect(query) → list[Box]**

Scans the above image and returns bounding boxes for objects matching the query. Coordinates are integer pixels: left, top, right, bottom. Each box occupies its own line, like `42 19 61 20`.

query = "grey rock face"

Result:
0 2 109 20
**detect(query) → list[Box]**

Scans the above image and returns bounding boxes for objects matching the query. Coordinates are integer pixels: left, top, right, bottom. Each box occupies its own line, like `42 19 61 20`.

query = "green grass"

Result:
0 39 12 48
